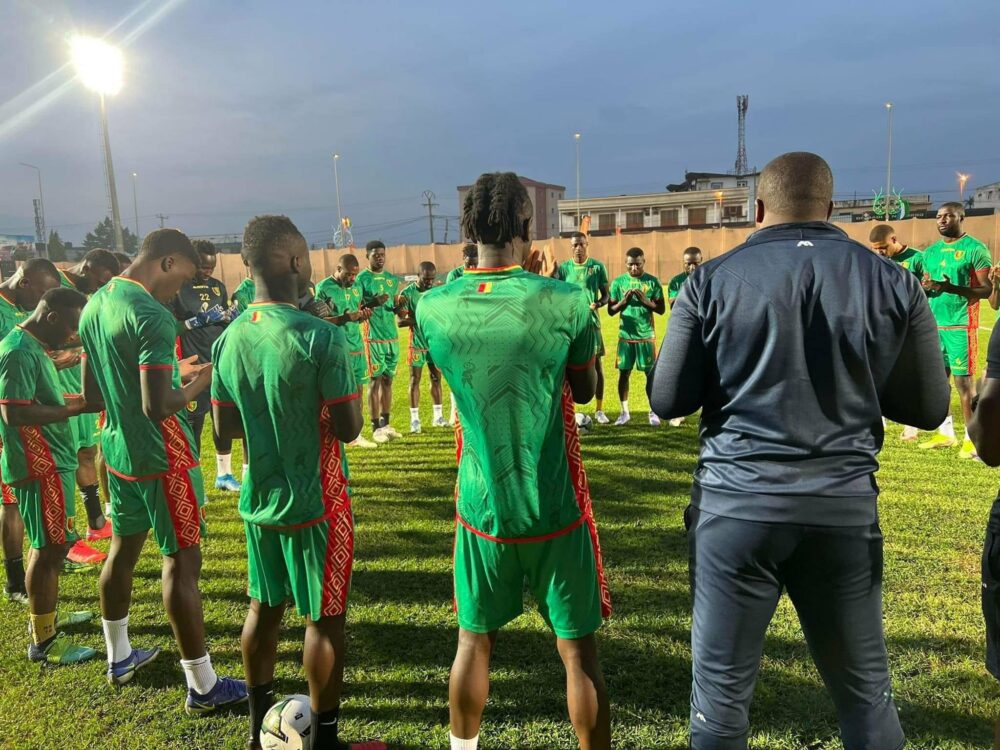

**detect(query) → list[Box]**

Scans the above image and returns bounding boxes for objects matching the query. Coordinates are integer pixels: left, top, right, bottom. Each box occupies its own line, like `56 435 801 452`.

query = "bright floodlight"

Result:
71 36 123 95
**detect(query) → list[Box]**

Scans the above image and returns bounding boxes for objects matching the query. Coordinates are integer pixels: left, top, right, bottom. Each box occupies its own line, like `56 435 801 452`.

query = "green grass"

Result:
0 310 997 749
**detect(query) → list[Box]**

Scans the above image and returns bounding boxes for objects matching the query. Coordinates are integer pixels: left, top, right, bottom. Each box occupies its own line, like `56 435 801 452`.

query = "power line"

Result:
422 190 438 244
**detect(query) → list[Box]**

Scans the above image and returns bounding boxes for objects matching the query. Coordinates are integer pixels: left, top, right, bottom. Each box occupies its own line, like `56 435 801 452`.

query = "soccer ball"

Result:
575 412 593 434
260 695 312 750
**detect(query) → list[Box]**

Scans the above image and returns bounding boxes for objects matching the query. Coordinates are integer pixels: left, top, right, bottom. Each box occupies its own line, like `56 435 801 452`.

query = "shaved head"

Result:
757 152 833 223
869 224 895 243
338 253 359 270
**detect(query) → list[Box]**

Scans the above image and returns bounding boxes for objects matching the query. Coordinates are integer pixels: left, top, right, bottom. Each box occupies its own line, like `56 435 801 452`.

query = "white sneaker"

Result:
410 418 422 434
384 425 402 439
372 428 390 444
350 435 378 448
614 413 631 426
595 410 610 425
668 417 685 428
900 425 919 442
649 412 661 427
432 416 449 428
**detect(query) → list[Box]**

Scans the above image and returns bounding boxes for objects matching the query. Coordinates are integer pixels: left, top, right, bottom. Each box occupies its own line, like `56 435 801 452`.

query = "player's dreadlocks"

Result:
461 172 532 247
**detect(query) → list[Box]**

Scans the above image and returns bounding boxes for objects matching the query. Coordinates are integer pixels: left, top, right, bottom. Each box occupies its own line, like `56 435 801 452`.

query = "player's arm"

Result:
970 322 1000 465
648 283 706 418
2 397 86 427
638 284 666 315
607 282 627 316
565 294 598 403
138 310 212 422
80 353 105 412
988 266 1000 311
595 281 610 310
880 281 951 429
0 352 86 426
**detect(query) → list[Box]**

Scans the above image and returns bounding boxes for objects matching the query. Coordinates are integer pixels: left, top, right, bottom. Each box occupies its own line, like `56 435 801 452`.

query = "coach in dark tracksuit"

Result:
649 152 950 750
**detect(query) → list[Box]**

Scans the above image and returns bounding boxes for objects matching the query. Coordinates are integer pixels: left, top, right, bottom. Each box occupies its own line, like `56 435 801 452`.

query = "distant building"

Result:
458 176 566 241
829 194 933 223
973 181 1000 210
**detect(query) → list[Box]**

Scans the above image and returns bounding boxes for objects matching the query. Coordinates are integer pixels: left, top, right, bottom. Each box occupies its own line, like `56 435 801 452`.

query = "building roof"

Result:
457 175 566 191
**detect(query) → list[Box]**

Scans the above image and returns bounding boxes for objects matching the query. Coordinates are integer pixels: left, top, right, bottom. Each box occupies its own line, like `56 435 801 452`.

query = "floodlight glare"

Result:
71 36 123 96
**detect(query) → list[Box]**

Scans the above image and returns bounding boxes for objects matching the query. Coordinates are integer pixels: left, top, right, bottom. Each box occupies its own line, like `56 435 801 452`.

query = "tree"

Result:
83 217 138 254
47 230 67 262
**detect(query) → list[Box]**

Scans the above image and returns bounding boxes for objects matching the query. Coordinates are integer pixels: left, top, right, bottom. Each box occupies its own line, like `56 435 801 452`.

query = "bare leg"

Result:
617 370 631 402
956 374 975 427
449 628 497 740
595 356 605 404
557 635 611 750
1 503 25 577
409 366 422 409
76 445 98 490
100 531 148 620
303 614 347 713
96 446 109 507
161 545 207 660
242 599 286 686
26 541 71 616
380 375 394 418
428 363 443 406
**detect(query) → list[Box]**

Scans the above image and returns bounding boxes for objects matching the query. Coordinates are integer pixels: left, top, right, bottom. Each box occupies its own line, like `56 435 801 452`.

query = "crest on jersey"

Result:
955 251 965 261
187 400 198 413
212 286 220 296
477 283 493 294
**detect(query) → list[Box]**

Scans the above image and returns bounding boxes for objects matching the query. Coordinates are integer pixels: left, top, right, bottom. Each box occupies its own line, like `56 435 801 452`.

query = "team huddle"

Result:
0 155 997 750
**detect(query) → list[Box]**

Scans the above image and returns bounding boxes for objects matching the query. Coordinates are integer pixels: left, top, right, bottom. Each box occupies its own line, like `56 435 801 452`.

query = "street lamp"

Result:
715 190 724 227
957 172 970 202
885 102 893 218
131 172 140 244
71 36 125 254
18 162 46 255
574 133 582 231
332 154 344 244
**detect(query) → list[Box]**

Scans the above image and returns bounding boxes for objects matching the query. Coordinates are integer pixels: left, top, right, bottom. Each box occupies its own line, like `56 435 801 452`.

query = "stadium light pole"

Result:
71 36 125 254
716 190 724 227
885 102 893 219
574 132 581 230
957 172 970 202
18 162 46 254
332 154 344 234
131 172 140 245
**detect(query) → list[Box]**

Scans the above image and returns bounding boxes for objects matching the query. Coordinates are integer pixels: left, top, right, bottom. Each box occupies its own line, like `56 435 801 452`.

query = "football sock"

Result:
410 407 420 420
596 398 604 413
964 427 972 442
620 400 630 417
180 653 218 695
102 615 132 664
311 707 344 749
243 462 250 479
433 403 443 419
450 733 480 749
4 556 25 593
248 681 275 743
216 453 232 478
81 484 103 527
938 415 956 439
372 418 381 431
30 611 56 646
381 412 391 427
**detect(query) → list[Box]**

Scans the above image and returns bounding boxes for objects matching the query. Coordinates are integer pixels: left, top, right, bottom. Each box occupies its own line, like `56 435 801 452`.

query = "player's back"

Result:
418 267 595 539
211 302 356 528
79 277 196 479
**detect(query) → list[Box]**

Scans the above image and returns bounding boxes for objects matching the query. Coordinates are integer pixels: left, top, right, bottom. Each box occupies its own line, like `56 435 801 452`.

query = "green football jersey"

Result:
315 276 364 354
0 292 27 340
922 234 992 327
399 282 431 351
446 266 465 284
667 271 690 300
57 270 83 395
231 277 256 315
211 302 357 527
558 258 608 307
417 266 598 540
609 273 664 340
890 246 924 278
79 277 199 479
356 268 401 342
0 328 78 483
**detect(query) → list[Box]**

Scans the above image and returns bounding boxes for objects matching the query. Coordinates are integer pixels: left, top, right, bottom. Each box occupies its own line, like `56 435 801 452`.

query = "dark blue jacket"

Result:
648 222 949 526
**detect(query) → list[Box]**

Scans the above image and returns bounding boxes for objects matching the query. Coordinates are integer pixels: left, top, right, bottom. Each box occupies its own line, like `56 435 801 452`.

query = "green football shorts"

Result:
408 347 434 369
68 411 100 451
244 510 354 620
350 350 370 387
939 327 976 377
14 471 78 550
367 340 399 379
453 522 604 639
616 339 656 373
108 465 206 555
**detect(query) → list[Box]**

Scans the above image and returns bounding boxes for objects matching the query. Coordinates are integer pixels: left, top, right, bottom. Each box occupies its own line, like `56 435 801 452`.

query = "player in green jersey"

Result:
316 253 378 448
870 224 925 441
398 261 447 433
609 247 665 427
559 233 611 425
667 247 702 308
419 172 610 750
231 275 256 316
57 248 121 560
356 240 404 443
446 243 479 284
211 215 382 750
0 287 100 664
80 228 246 711
0 259 62 605
916 203 992 458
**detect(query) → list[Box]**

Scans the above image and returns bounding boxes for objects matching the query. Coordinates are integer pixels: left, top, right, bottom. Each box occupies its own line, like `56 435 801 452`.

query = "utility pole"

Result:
422 190 438 244
155 213 168 228
443 217 449 244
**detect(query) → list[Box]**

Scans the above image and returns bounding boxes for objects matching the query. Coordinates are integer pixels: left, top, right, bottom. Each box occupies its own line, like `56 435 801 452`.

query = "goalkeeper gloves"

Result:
184 304 226 330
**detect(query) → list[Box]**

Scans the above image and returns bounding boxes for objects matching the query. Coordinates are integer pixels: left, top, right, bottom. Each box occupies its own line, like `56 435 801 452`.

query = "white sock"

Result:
964 427 971 442
433 403 443 419
102 616 132 665
180 653 218 695
216 453 232 478
939 415 956 439
450 393 457 418
621 400 630 417
450 734 479 750
410 407 420 420
242 462 249 479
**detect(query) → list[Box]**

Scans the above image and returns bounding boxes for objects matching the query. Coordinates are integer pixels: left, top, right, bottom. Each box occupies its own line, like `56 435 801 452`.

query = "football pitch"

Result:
0 310 996 749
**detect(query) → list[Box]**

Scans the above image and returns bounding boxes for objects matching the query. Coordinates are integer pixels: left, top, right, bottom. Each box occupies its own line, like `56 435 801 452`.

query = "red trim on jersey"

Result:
0 289 17 308
361 320 374 378
254 513 333 532
456 511 586 544
211 399 235 407
160 469 201 549
968 285 981 376
465 265 522 274
175 336 183 361
621 338 655 344
567 356 597 371
452 414 463 613
322 393 360 406
114 276 153 295
79 352 87 359
318 401 354 617
0 399 32 405
0 481 15 506
560 381 612 618
138 364 173 371
39 471 68 546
